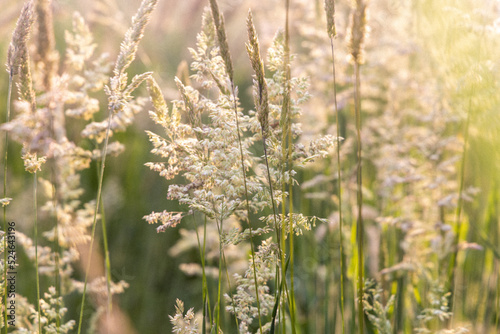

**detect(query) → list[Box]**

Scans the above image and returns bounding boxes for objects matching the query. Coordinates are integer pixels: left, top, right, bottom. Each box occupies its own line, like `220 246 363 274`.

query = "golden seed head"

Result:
7 0 35 76
325 0 337 38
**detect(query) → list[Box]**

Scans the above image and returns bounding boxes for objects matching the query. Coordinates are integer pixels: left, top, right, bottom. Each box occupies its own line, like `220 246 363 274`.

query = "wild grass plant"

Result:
0 0 499 333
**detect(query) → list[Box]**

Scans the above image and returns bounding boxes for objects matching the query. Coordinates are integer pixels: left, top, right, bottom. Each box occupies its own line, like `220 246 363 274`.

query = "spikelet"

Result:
348 0 368 65
22 147 46 173
114 0 158 76
6 0 37 112
108 0 158 114
147 76 169 126
18 54 36 112
6 0 35 76
246 10 269 137
325 0 336 38
175 77 201 130
209 0 234 81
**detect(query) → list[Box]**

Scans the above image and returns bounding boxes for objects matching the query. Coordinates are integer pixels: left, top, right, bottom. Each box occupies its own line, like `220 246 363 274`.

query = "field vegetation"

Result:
0 0 499 333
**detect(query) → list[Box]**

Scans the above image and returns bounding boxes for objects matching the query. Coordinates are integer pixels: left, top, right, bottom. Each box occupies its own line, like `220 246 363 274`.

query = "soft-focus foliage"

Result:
1 0 499 333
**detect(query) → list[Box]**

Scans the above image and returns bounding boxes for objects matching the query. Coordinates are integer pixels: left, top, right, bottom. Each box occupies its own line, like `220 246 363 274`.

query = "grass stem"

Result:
77 109 113 334
354 61 364 334
3 72 13 334
447 94 472 324
33 171 41 334
329 35 345 334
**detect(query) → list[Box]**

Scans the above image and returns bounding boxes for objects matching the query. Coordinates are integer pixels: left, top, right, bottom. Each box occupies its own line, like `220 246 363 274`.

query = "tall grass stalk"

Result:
33 171 41 333
3 73 13 334
213 212 239 331
92 144 113 323
331 32 346 334
348 1 367 331
192 214 212 333
4 0 35 329
50 182 61 330
208 1 263 332
99 197 113 318
215 217 223 331
354 60 364 333
246 11 283 333
77 110 113 334
325 0 345 331
447 95 472 324
280 74 288 334
91 138 115 322
283 0 297 332
77 1 157 331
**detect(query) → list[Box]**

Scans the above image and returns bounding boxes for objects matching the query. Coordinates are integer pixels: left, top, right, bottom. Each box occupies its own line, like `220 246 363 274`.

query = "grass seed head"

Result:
325 0 337 38
246 10 270 138
7 0 35 76
348 0 368 65
209 0 234 81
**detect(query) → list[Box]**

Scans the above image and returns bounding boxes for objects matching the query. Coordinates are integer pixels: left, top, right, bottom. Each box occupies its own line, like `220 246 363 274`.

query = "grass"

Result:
0 0 499 333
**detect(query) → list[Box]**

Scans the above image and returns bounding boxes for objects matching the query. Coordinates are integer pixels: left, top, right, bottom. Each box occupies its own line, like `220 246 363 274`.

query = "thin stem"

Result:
354 62 364 334
447 93 472 324
100 196 113 326
230 81 264 334
215 217 223 332
221 242 239 330
77 110 114 334
287 118 296 334
51 182 61 331
203 216 212 328
3 72 13 334
283 0 297 332
192 214 212 333
329 36 345 334
34 171 41 334
280 167 287 334
262 136 280 247
94 153 113 325
262 135 283 334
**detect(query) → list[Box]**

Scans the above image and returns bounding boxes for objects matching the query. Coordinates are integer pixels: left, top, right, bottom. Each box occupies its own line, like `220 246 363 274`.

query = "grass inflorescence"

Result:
0 0 499 333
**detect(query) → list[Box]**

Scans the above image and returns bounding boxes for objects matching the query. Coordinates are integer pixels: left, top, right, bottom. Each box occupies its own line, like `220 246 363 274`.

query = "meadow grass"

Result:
0 0 499 333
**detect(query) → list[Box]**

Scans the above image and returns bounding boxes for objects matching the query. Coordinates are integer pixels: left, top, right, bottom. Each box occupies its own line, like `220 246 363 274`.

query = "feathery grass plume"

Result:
208 0 233 81
246 11 281 267
35 0 58 90
169 299 199 334
325 0 337 38
102 0 157 137
208 1 263 331
246 10 269 138
7 0 37 112
113 0 158 77
4 2 35 331
363 280 394 334
348 0 368 65
78 1 158 332
6 0 35 76
226 237 277 333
